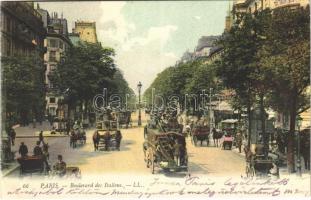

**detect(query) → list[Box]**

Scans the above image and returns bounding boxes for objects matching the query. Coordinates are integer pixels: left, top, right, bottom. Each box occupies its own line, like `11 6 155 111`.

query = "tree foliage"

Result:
51 42 133 111
217 6 310 172
2 55 46 126
144 59 219 113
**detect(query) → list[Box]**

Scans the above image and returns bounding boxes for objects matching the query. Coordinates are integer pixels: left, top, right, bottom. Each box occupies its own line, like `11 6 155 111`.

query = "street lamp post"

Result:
296 115 302 176
137 82 142 126
209 88 213 134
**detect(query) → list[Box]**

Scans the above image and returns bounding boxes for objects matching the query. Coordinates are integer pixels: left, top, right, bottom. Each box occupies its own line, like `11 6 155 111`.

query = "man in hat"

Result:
235 132 243 153
33 141 43 156
18 142 28 158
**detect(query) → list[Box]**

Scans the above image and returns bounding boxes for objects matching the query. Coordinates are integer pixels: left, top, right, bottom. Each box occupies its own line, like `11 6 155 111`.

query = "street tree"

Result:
216 11 266 146
258 6 310 172
51 42 117 118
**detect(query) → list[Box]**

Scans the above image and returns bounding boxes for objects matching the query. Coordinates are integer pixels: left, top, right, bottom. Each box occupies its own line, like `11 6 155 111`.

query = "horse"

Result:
92 131 100 151
212 129 223 147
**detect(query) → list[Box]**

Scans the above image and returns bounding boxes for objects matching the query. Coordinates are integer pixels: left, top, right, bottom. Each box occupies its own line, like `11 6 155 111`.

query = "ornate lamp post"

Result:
137 82 142 126
296 115 302 176
209 88 213 134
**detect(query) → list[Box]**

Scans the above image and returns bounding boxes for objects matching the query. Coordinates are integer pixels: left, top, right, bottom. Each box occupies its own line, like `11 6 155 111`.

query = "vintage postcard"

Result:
0 0 310 200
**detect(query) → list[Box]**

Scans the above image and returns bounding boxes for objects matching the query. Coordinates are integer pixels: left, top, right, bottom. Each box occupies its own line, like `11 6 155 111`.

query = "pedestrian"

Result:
39 130 44 144
115 130 122 151
42 143 50 171
18 142 28 158
235 132 243 153
33 141 43 156
66 120 70 135
48 114 53 126
9 128 16 146
70 130 76 148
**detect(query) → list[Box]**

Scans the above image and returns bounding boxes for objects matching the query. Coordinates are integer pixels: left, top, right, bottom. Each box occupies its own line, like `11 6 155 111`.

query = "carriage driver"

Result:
53 155 66 176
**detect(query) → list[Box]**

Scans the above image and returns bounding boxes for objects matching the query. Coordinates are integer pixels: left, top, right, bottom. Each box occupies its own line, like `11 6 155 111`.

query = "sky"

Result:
39 1 229 93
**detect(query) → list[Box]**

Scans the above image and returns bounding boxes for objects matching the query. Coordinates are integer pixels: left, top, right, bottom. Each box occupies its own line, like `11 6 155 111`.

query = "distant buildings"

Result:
194 35 220 59
72 21 98 43
178 35 221 64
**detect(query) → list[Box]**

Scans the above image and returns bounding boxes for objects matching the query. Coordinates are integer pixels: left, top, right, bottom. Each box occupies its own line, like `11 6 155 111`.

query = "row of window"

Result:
1 36 37 57
48 38 65 49
49 51 57 62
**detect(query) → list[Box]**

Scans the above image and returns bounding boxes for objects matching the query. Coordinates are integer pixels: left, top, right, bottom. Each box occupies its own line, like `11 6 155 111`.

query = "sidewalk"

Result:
14 121 52 137
2 121 61 177
1 161 19 177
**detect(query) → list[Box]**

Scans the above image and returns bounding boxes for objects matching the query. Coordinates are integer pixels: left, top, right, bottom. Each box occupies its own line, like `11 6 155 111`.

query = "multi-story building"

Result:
1 1 46 163
72 21 98 43
234 0 309 14
37 9 72 117
1 2 46 57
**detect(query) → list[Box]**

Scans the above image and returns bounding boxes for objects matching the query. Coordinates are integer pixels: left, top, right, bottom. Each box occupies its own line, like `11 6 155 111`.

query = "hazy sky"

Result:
39 1 229 93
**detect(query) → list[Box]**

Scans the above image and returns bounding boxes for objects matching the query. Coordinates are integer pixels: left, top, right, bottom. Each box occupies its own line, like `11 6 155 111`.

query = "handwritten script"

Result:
5 176 310 199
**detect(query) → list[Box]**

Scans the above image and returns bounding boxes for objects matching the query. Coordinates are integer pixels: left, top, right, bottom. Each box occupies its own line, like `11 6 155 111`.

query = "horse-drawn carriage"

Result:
94 120 121 151
245 144 279 177
191 125 210 146
222 133 234 150
143 125 188 174
70 128 86 147
117 111 132 128
17 156 45 175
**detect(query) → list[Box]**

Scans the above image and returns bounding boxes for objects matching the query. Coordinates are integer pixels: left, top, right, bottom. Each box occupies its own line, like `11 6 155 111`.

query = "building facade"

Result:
1 1 47 163
234 0 309 14
1 2 46 57
72 21 98 43
37 9 72 117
